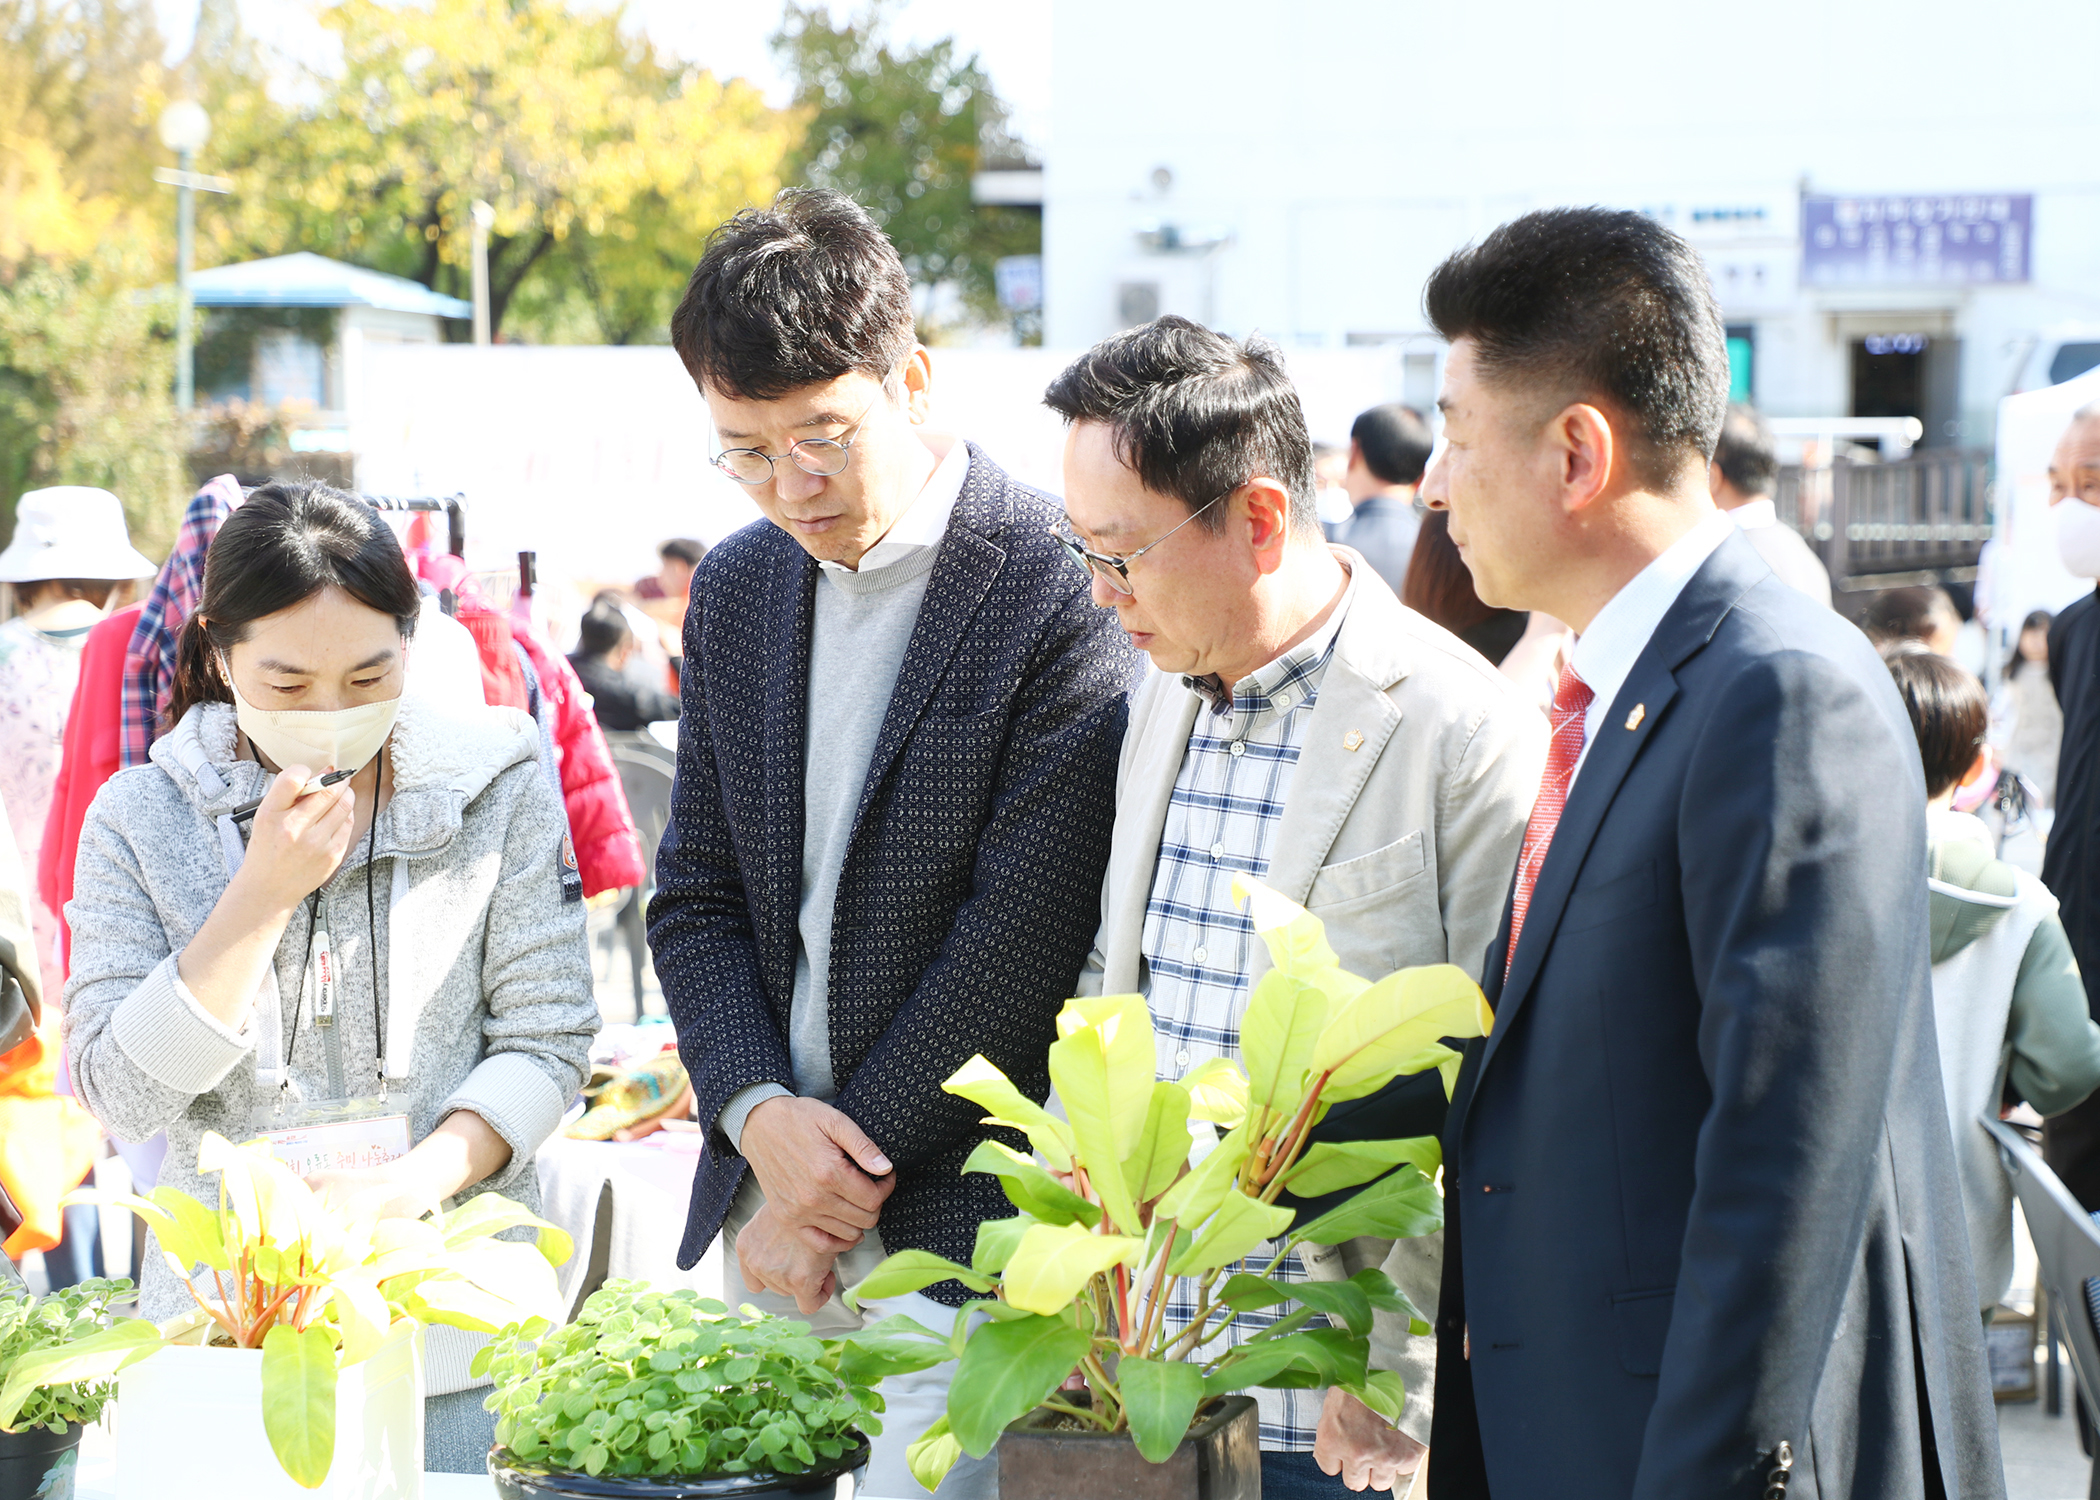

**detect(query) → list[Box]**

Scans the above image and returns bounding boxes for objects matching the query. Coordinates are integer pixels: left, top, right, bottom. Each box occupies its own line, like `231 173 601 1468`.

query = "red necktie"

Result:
1505 663 1594 984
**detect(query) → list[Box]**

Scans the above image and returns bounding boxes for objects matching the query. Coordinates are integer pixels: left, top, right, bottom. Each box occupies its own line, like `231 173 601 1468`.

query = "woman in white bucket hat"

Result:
0 486 158 997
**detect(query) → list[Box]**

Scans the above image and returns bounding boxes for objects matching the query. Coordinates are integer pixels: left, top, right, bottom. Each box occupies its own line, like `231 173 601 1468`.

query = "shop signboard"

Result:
1802 194 2030 287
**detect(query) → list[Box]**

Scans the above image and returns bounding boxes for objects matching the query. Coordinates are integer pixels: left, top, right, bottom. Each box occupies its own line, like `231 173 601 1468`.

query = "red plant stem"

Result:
1113 1262 1133 1350
252 1284 301 1343
1260 1070 1334 1197
182 1275 242 1343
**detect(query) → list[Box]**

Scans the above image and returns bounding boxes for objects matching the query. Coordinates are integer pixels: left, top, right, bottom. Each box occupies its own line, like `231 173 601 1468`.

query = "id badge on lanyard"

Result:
253 915 409 1175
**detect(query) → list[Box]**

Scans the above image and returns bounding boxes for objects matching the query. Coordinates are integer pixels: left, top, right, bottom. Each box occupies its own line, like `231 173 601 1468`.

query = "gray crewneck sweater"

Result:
717 545 940 1147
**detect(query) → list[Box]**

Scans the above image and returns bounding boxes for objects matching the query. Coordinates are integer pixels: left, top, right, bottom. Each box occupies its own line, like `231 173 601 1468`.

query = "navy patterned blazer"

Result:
648 445 1142 1300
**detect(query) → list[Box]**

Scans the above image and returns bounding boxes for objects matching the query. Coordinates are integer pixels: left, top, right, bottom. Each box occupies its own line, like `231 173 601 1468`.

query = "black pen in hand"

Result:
229 767 355 825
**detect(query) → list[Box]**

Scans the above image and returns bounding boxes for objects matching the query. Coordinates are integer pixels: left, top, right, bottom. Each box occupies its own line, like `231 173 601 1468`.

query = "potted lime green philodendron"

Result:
843 875 1491 1497
0 1277 159 1500
477 1280 944 1497
50 1131 572 1498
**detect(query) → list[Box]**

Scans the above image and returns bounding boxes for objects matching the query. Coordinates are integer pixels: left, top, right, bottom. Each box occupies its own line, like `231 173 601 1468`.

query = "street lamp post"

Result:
154 101 227 410
470 200 495 346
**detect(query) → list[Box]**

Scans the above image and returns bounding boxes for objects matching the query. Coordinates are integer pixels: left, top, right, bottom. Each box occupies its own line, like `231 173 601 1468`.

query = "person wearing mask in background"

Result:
1333 403 1432 593
1419 207 1999 1500
1863 584 1964 658
1052 317 1545 1496
2001 609 2060 808
2037 403 2100 1207
1883 646 2100 1318
569 598 681 731
650 188 1139 1500
0 487 157 1001
1708 404 1833 606
63 480 599 1471
1313 440 1355 533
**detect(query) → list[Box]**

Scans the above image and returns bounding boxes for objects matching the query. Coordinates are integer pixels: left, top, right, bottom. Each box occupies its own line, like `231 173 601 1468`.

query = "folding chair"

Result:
1986 1116 2100 1499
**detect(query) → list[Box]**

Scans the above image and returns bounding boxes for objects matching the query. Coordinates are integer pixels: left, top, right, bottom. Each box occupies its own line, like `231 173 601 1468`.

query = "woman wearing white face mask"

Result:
61 480 599 1471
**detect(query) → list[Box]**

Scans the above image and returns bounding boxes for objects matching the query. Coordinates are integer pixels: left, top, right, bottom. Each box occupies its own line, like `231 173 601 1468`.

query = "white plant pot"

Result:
115 1319 424 1500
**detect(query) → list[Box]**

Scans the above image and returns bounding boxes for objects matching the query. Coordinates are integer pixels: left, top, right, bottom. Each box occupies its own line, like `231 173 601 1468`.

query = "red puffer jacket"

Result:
511 625 645 898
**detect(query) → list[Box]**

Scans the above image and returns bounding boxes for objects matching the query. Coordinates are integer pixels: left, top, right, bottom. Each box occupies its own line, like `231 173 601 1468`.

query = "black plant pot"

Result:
0 1422 84 1500
488 1436 870 1499
999 1393 1259 1500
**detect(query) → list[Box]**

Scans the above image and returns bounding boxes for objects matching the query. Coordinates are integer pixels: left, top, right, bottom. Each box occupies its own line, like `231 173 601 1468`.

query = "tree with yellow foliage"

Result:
205 0 801 344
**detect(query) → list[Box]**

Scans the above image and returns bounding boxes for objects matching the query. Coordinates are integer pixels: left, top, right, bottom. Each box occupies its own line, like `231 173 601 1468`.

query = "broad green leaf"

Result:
1342 1370 1408 1425
1231 875 1338 977
907 1413 964 1494
828 1315 952 1388
1048 999 1153 1235
1291 1166 1443 1245
1154 1128 1251 1229
961 1141 1101 1228
1219 1272 1374 1336
1166 1190 1293 1279
844 1250 994 1309
1202 1328 1367 1395
947 1314 1092 1457
197 1131 261 1247
444 1239 564 1320
1123 1082 1193 1205
1118 1356 1206 1463
261 1322 339 1488
433 1192 575 1267
150 1183 232 1271
945 1055 1076 1172
1181 1056 1249 1127
972 1215 1034 1276
1239 971 1329 1121
326 1273 392 1366
1311 966 1492 1103
1000 1222 1143 1316
1350 1268 1432 1335
0 1319 162 1430
949 1300 1038 1356
1280 1137 1441 1198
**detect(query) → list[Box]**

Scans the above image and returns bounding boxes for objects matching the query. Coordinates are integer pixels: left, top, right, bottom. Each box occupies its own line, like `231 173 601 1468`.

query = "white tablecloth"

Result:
533 1132 723 1310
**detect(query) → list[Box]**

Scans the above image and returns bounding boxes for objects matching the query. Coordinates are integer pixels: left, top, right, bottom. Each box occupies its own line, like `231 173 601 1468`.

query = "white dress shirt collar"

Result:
1728 497 1778 532
1568 509 1737 775
817 436 970 576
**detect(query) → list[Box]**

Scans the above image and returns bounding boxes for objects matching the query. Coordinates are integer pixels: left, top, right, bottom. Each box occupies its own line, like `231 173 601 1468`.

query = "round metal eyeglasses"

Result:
1052 490 1229 596
712 404 875 486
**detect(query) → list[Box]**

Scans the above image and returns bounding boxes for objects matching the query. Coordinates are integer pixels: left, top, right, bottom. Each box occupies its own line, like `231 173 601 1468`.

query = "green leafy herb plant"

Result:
479 1280 931 1483
0 1279 156 1435
843 876 1493 1491
44 1131 574 1488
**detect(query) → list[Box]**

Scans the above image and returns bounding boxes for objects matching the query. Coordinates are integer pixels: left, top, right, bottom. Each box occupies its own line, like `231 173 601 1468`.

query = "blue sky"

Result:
149 0 1054 148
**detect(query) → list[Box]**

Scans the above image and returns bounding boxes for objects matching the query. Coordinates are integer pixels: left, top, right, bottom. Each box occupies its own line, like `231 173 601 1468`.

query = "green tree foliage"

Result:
202 0 799 344
0 249 185 555
773 3 1040 330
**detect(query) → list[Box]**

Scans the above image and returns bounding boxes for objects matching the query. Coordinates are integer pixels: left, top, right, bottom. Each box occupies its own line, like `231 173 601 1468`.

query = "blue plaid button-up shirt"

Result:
1141 576 1354 1453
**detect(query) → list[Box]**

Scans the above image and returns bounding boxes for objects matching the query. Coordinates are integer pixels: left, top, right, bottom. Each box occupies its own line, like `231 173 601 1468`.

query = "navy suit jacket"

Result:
1429 533 2002 1500
647 447 1142 1299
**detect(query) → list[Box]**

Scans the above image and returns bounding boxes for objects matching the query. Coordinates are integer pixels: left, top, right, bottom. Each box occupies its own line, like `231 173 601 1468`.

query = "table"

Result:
72 1459 490 1499
533 1132 723 1313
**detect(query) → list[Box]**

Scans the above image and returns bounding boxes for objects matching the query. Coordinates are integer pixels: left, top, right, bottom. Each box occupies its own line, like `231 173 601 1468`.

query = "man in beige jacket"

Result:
1047 317 1545 1495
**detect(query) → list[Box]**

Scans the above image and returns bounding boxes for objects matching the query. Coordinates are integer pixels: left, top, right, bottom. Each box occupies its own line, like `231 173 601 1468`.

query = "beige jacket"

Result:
1080 556 1546 1443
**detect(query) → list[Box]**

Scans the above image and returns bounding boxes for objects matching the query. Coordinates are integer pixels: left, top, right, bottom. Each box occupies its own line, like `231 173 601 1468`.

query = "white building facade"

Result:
1043 0 2100 442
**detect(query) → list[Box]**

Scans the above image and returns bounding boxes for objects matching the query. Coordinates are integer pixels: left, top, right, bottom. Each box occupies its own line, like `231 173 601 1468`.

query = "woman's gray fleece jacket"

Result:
63 695 598 1389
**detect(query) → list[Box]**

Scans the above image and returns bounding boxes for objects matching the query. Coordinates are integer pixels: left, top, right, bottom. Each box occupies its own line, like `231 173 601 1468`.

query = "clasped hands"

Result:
736 1095 894 1314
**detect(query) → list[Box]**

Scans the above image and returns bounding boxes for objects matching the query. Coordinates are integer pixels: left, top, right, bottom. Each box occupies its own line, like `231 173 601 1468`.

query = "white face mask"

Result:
2056 498 2100 580
227 681 402 774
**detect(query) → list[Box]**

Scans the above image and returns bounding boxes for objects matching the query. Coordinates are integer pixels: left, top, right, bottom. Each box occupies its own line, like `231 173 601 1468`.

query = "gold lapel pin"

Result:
1342 729 1365 752
1624 704 1646 731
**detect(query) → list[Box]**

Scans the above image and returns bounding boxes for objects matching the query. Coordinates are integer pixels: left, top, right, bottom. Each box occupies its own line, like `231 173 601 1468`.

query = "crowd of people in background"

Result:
8 184 2100 1500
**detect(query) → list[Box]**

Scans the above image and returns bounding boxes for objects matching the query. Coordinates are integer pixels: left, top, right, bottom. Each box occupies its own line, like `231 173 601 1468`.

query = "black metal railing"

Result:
1773 449 1992 588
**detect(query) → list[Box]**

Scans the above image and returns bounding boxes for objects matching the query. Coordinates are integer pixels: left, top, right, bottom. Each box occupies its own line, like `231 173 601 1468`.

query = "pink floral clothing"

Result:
0 616 87 994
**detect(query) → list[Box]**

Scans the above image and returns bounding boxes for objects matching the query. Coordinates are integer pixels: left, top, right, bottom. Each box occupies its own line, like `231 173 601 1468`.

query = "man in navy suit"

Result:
1418 208 2001 1499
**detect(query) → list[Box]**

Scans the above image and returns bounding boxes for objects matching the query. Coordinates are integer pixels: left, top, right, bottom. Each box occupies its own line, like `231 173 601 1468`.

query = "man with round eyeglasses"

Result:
649 187 1140 1500
1050 316 1545 1496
